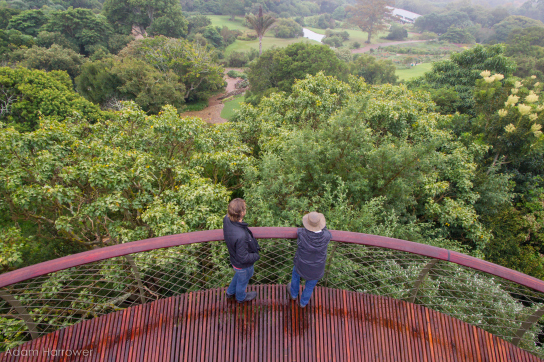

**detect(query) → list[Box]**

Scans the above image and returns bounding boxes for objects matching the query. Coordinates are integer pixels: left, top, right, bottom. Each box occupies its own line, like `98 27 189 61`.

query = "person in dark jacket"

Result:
224 198 260 303
287 211 332 307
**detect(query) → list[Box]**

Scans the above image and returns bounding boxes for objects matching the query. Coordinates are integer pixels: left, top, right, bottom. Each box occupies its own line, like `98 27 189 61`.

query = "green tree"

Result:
0 29 34 61
7 9 48 37
506 27 544 80
187 14 211 34
350 54 398 84
0 7 20 30
103 0 188 38
439 26 476 43
0 67 103 132
75 58 122 106
16 44 85 79
410 44 516 115
35 30 78 51
233 72 507 251
386 24 408 40
112 58 185 113
491 15 544 43
0 102 251 260
43 8 112 55
121 37 224 101
245 6 276 56
220 0 244 20
346 0 393 43
246 42 349 104
415 10 473 34
273 18 303 38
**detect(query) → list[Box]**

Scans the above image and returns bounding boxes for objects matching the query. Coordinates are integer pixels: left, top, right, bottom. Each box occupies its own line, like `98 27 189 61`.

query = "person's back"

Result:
223 198 259 303
288 211 331 307
294 227 331 281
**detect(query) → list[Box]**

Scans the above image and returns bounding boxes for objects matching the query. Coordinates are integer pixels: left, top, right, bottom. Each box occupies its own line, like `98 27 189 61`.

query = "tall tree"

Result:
103 0 188 38
245 6 276 56
43 8 112 55
346 0 392 43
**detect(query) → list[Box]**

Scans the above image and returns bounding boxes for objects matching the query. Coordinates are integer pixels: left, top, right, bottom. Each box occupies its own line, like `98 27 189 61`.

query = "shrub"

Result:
227 70 247 79
273 18 303 38
351 41 361 49
227 52 248 67
238 31 257 41
439 26 475 43
322 35 343 47
386 24 408 40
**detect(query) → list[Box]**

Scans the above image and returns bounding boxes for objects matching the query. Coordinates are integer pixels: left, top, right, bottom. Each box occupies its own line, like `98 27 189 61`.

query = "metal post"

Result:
125 255 148 304
0 289 40 339
512 306 544 347
409 259 439 304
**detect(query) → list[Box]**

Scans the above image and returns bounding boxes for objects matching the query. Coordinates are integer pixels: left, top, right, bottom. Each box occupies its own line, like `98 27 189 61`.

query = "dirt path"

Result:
181 68 245 124
351 40 430 54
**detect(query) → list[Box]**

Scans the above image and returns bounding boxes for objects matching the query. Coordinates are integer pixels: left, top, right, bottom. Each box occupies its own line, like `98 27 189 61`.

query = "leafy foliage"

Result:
386 24 408 40
491 15 544 43
0 67 103 132
0 102 251 251
246 42 349 104
234 73 504 251
120 37 224 101
410 44 516 115
15 45 85 79
350 54 398 85
7 9 48 37
272 18 303 39
103 0 187 37
43 8 112 55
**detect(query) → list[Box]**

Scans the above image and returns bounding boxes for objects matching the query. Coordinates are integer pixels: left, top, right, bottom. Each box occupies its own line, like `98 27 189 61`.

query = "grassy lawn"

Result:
225 36 320 55
396 63 433 81
208 15 249 31
221 95 246 120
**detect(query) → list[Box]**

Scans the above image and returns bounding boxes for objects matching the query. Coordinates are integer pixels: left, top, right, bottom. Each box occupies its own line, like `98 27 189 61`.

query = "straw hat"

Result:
302 211 326 232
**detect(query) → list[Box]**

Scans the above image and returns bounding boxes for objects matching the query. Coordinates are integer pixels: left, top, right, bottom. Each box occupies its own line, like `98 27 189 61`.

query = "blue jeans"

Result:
290 266 319 307
227 265 254 302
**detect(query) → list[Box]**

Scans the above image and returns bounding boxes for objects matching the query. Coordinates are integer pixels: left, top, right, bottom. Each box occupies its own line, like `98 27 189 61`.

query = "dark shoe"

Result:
237 291 257 303
287 283 296 300
226 292 235 299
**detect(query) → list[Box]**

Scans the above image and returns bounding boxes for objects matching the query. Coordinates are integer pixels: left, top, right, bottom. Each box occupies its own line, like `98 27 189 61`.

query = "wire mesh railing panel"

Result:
415 261 544 358
2 237 544 359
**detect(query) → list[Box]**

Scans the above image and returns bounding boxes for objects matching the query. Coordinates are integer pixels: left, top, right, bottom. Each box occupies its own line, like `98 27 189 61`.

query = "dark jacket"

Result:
223 215 260 269
294 227 332 280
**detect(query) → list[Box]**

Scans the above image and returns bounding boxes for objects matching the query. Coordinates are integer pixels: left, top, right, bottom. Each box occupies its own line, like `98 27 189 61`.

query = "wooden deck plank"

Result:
2 285 542 362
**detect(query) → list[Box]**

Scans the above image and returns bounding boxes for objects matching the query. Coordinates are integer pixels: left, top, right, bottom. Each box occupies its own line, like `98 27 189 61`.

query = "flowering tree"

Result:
473 72 543 168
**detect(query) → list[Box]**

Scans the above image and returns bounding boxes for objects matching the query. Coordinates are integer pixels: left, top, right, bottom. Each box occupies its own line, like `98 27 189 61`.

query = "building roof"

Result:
386 6 422 21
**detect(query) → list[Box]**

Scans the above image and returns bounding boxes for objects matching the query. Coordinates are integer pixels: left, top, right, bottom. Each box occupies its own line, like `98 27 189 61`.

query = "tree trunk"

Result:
259 35 263 56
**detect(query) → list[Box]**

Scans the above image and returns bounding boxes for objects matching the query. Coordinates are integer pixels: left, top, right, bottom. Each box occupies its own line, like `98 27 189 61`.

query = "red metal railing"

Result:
1 228 544 357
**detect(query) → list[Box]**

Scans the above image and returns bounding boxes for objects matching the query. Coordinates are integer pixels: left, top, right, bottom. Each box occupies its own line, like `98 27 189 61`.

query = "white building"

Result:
386 6 422 24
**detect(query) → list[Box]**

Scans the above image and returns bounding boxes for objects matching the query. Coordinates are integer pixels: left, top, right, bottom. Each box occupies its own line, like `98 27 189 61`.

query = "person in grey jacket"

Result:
287 211 332 307
224 198 260 303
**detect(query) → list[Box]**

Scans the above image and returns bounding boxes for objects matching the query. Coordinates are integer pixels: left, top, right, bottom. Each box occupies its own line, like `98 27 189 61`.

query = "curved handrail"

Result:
1 227 544 294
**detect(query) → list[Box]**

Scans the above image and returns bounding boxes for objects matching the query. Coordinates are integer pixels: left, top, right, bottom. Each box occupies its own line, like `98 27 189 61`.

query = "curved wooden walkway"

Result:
1 285 541 362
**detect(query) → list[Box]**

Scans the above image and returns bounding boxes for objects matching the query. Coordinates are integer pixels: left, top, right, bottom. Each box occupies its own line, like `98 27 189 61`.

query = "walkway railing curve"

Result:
1 228 544 358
